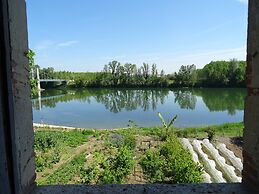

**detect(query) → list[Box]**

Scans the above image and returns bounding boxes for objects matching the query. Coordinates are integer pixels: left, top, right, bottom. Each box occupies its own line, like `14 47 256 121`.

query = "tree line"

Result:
39 61 169 88
28 48 246 88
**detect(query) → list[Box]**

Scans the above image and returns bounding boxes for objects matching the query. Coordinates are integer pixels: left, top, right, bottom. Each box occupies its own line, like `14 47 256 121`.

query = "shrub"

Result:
81 146 135 184
34 132 58 152
175 130 189 138
109 132 136 150
205 127 215 141
140 150 166 183
141 135 202 183
35 148 61 172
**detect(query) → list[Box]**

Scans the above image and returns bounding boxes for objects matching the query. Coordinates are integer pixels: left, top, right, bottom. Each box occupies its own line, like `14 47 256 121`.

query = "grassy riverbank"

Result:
34 122 243 185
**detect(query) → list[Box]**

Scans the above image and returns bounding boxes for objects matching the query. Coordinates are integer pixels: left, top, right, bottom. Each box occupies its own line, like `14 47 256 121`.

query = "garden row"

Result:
34 122 243 185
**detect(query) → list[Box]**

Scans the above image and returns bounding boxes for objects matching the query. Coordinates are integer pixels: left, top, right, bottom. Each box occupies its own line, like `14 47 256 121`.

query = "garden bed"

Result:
35 123 243 185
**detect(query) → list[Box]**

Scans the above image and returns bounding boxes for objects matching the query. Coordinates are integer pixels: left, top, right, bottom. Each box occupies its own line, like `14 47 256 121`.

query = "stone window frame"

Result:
0 0 258 193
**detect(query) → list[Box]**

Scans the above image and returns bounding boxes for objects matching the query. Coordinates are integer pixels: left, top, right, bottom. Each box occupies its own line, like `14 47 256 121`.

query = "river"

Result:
32 88 246 129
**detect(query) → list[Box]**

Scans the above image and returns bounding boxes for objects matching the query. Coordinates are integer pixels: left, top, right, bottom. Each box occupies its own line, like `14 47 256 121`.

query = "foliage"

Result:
174 64 197 87
140 150 166 182
108 132 136 151
35 122 243 185
34 130 89 172
31 47 246 89
39 153 86 185
35 130 89 149
205 127 216 141
26 49 38 96
141 135 202 183
157 112 177 136
35 147 61 172
40 67 55 79
99 146 135 183
201 60 246 87
174 122 244 138
38 61 169 88
80 146 135 184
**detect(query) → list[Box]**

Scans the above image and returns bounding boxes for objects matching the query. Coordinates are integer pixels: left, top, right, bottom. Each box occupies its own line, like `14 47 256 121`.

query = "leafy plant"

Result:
108 132 136 150
39 153 86 185
157 112 177 135
80 146 135 184
140 150 166 183
205 127 215 141
99 146 135 183
34 130 89 172
26 49 38 96
141 134 202 183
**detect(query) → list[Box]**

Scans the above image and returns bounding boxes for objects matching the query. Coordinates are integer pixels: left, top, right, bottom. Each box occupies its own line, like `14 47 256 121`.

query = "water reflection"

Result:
173 89 197 110
32 89 169 113
192 89 245 115
32 88 246 115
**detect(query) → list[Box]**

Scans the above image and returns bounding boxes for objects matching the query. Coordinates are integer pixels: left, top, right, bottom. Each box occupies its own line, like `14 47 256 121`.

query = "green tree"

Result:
40 67 55 79
175 64 197 87
151 64 157 76
142 63 150 80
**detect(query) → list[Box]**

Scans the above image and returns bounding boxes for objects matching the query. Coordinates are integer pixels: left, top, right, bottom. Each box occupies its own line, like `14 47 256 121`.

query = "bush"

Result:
175 130 189 138
35 148 61 172
100 146 135 183
140 150 166 183
205 127 215 141
80 146 135 184
141 135 202 183
109 132 136 150
34 132 58 152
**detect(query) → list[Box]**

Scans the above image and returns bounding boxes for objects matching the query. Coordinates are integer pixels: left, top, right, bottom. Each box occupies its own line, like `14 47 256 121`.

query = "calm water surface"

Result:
32 88 246 129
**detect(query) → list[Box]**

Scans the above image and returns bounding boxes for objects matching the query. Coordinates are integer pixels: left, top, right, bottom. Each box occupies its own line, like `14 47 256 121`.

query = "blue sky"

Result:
27 0 248 73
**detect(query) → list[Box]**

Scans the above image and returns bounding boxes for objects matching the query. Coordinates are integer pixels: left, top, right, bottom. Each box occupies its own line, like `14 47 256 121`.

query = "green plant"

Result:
26 49 38 96
80 146 135 184
39 153 86 185
157 112 177 135
35 147 61 172
141 135 202 183
100 146 135 183
140 150 165 183
175 130 189 138
80 165 100 184
34 132 58 152
34 130 89 172
205 127 215 141
109 132 136 150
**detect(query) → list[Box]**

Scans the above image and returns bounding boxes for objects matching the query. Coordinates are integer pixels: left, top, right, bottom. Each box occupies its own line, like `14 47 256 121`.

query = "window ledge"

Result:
33 183 253 194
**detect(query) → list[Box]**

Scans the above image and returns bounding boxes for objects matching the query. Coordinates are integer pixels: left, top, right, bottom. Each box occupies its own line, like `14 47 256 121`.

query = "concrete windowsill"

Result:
33 183 253 194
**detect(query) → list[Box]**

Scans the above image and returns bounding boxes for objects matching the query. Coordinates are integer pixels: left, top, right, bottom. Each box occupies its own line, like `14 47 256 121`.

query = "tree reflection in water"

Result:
32 88 246 115
173 89 197 110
